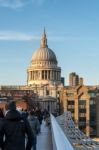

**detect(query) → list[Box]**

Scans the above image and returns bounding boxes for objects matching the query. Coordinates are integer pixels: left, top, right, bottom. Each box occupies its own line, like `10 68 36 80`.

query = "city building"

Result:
60 84 99 137
0 29 99 137
69 72 83 86
0 85 37 110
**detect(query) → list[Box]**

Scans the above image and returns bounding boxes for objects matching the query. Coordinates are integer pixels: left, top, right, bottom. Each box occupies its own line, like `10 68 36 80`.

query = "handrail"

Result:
50 114 74 150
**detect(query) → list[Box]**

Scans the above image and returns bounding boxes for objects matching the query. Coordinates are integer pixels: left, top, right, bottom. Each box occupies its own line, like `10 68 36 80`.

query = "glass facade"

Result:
78 100 86 133
67 100 74 120
90 99 96 136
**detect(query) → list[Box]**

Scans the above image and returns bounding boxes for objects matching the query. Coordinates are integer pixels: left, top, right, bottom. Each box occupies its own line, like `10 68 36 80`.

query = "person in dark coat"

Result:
28 111 40 150
35 108 43 125
0 109 4 149
0 109 4 118
0 101 34 150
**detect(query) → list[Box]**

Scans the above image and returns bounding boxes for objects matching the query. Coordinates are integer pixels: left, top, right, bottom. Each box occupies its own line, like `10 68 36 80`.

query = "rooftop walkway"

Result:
37 120 53 150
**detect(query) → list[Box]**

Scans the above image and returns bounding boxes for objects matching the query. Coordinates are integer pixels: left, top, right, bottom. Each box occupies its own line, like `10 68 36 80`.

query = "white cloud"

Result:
0 0 45 9
0 30 89 42
0 31 73 41
0 31 40 41
0 0 26 9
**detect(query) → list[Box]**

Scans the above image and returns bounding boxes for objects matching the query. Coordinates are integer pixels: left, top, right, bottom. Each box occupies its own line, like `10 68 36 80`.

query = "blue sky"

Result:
0 0 99 85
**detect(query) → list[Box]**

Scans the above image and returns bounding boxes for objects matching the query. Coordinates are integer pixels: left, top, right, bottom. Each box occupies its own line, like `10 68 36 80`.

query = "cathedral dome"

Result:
31 29 57 64
32 47 57 63
27 29 61 86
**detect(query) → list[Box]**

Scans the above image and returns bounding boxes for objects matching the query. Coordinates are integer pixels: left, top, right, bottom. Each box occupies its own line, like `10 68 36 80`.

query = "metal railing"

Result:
50 114 74 150
55 112 99 150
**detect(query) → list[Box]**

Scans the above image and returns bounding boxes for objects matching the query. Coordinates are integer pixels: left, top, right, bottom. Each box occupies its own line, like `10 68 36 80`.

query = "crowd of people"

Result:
0 101 50 150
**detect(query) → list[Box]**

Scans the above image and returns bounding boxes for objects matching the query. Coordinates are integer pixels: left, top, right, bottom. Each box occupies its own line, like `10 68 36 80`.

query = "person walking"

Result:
0 101 34 150
0 108 4 150
28 110 40 150
35 108 43 125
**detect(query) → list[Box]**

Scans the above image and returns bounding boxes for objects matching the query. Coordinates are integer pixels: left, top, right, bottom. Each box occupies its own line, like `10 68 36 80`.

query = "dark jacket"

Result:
0 118 4 149
0 110 33 150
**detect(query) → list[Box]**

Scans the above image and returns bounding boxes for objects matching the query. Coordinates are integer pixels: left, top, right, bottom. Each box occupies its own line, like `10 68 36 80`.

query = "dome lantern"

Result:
31 29 58 64
41 28 48 48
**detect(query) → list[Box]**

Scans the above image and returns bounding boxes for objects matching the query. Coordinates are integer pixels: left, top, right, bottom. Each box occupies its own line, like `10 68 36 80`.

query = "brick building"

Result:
60 85 99 137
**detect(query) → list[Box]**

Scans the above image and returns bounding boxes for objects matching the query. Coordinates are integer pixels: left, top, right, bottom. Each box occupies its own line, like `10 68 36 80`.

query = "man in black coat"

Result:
0 118 3 149
0 101 33 150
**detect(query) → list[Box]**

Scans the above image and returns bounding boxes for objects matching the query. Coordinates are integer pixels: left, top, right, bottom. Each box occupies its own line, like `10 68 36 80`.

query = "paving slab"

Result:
37 121 53 150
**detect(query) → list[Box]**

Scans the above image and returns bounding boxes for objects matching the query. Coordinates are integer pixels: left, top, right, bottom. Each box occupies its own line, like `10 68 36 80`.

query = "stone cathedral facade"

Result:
27 29 61 87
27 29 63 112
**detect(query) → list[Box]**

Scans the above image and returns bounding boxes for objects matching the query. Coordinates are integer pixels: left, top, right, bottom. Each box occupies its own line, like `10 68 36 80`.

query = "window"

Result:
67 108 74 113
46 90 49 95
79 117 86 122
67 100 74 105
79 109 86 113
67 93 74 97
90 99 96 105
88 92 95 97
79 100 86 105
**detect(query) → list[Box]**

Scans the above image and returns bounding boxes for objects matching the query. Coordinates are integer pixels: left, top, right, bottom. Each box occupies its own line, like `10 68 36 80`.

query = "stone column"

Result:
57 71 58 81
29 72 30 80
59 72 60 81
55 71 56 80
41 70 43 79
47 70 49 80
57 71 59 81
32 71 33 80
33 71 34 80
36 71 37 80
30 71 32 80
44 70 45 80
50 70 52 80
42 70 44 80
28 72 30 80
56 71 58 80
52 70 53 80
27 72 28 81
52 71 53 80
36 70 39 80
54 71 55 80
58 71 59 81
48 70 50 80
40 70 42 80
31 71 32 80
55 71 57 80
34 71 35 80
